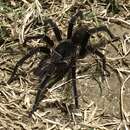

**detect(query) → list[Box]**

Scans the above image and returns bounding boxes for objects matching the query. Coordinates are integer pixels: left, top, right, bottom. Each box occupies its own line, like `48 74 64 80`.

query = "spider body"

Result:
53 39 76 60
7 10 118 116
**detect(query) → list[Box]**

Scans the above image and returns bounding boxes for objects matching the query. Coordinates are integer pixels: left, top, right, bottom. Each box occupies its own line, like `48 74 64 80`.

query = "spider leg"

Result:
29 75 63 117
87 45 109 75
70 56 78 108
29 74 51 117
7 47 50 84
29 62 69 117
23 34 54 47
33 58 49 78
67 10 83 39
44 19 62 41
88 25 118 40
94 49 110 76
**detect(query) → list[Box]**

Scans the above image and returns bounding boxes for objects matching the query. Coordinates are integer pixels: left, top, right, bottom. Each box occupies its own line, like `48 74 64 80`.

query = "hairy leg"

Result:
29 62 69 117
33 58 50 78
70 56 78 108
44 19 62 41
23 34 54 47
87 45 110 76
89 25 118 40
94 49 110 75
7 47 50 84
29 74 51 117
67 10 83 39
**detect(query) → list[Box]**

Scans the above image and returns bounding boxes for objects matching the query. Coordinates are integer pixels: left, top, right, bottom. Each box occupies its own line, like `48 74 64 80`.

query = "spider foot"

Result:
7 78 13 84
111 36 120 42
28 106 37 118
7 76 17 84
104 69 110 77
28 110 33 118
100 69 110 81
56 102 78 114
28 102 40 118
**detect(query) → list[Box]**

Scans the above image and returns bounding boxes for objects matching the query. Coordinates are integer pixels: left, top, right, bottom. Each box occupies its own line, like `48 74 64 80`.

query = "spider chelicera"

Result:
7 10 118 116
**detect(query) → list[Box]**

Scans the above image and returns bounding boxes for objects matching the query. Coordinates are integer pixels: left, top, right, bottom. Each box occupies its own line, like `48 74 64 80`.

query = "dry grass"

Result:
0 0 130 129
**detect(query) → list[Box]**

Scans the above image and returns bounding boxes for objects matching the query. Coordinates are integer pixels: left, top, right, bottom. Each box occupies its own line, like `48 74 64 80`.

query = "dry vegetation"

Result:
0 0 130 130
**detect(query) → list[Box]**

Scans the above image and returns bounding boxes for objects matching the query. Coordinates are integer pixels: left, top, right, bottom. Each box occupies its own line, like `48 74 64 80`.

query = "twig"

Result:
97 16 130 29
49 74 90 92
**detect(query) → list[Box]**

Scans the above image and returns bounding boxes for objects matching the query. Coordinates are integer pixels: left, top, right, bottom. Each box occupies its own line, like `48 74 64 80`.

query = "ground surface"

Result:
0 0 130 130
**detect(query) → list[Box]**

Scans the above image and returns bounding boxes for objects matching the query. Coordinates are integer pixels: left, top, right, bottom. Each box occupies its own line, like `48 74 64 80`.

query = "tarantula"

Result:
7 10 118 116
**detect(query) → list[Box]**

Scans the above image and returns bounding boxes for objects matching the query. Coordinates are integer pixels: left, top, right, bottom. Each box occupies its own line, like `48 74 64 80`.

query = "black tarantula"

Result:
7 10 118 116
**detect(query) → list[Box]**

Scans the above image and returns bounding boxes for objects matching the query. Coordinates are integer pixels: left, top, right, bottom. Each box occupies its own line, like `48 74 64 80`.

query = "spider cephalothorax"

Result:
7 10 118 116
